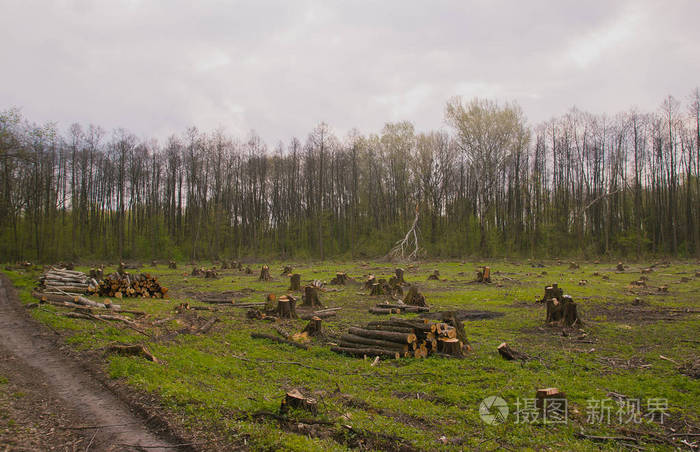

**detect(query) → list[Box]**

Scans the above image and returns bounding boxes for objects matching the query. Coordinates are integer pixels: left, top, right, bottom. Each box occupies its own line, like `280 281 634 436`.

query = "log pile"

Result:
39 268 95 294
90 273 168 298
332 317 467 359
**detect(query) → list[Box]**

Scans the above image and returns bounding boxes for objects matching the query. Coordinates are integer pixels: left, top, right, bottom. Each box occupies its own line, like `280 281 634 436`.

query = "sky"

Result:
1 0 698 143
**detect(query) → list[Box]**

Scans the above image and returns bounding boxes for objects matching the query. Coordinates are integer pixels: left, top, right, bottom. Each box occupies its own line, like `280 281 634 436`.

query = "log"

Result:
364 324 415 334
250 332 308 350
105 344 158 363
369 307 399 315
440 311 470 350
302 316 322 336
302 285 322 307
339 333 409 352
331 346 400 359
289 274 301 291
497 342 528 361
280 389 317 415
347 327 416 344
376 303 429 313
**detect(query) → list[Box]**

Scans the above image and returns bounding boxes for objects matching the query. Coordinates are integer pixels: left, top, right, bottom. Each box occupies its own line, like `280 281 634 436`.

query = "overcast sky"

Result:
1 0 698 143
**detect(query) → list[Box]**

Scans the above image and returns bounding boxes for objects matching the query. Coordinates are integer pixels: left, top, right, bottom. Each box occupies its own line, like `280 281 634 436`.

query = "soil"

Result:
0 275 182 451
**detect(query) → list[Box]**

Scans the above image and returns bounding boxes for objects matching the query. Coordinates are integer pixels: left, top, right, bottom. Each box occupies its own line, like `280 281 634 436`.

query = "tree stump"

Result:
221 260 229 269
427 269 440 280
364 275 376 290
237 262 243 271
369 283 383 296
547 294 580 326
289 273 301 291
568 262 579 270
302 285 322 307
388 276 404 297
264 293 277 313
302 316 322 336
535 388 566 412
330 272 349 285
395 268 405 284
279 389 317 416
617 262 625 272
168 260 177 269
403 285 426 306
277 295 297 319
476 266 491 283
259 265 272 281
191 267 202 277
438 338 462 356
281 265 293 276
540 284 563 303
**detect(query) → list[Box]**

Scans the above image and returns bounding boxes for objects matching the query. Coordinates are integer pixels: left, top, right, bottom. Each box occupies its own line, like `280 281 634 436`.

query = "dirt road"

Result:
0 275 181 451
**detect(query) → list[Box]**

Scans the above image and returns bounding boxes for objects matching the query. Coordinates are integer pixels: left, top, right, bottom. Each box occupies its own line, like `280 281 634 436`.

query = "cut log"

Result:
347 327 416 344
280 389 318 415
302 285 322 307
289 274 301 291
302 316 322 336
331 346 400 359
369 307 399 315
440 311 470 350
364 324 415 334
497 342 528 361
339 333 409 352
376 303 429 313
259 265 272 281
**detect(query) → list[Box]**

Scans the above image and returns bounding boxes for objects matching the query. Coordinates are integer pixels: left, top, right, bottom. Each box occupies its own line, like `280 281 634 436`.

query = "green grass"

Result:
3 259 699 450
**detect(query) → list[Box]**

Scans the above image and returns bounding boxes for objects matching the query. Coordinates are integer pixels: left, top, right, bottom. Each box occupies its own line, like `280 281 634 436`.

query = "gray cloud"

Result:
1 0 698 142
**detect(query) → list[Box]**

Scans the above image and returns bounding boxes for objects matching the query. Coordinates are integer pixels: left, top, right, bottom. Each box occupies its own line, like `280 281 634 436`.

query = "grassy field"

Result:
3 259 699 451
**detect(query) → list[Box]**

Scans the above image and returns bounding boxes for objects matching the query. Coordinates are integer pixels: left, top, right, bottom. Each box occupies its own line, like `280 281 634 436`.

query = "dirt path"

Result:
0 275 181 451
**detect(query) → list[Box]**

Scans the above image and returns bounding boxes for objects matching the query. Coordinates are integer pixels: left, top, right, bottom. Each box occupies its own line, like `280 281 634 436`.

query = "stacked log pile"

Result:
332 317 466 359
39 268 95 294
90 273 168 298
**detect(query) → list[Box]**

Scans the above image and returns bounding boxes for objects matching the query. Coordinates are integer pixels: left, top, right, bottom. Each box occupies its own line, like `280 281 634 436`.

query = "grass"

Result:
3 259 699 451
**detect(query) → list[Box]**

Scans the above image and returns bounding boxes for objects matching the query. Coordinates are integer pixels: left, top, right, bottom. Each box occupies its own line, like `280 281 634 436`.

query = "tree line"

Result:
1 90 698 262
